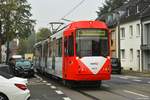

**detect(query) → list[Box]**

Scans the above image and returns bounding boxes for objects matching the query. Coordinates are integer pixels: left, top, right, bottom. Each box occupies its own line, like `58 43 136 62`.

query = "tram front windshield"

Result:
76 29 109 57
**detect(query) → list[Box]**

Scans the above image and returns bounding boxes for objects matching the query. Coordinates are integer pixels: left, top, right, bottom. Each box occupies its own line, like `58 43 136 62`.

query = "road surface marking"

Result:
51 86 56 89
125 76 139 79
124 90 149 98
35 74 43 81
119 76 128 79
55 90 64 94
42 81 47 83
63 97 72 100
35 74 40 78
148 81 150 84
137 97 150 100
133 79 141 82
46 83 51 85
102 84 110 88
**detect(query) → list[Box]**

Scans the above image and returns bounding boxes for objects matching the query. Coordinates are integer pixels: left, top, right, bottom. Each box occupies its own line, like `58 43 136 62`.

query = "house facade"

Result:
118 0 150 71
141 6 150 71
119 20 141 71
97 0 150 71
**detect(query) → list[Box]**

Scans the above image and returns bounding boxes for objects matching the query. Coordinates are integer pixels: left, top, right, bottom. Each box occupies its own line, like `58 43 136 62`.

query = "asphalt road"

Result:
27 74 150 100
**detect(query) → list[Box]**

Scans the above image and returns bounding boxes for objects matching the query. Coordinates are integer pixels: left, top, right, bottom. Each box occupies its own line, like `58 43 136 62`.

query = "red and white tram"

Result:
34 20 111 87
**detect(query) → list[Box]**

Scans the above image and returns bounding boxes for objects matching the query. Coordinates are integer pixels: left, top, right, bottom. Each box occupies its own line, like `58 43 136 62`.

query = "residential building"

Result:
97 0 150 71
141 6 150 71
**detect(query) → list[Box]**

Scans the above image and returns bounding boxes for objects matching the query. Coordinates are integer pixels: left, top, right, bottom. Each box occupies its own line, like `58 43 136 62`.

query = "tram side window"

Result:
56 38 62 57
55 40 59 57
58 38 62 57
68 34 74 56
64 33 74 56
64 37 68 56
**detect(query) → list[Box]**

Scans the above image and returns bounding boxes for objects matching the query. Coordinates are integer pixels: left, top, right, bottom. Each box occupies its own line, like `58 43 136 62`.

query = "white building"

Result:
118 0 150 71
119 20 141 71
141 7 150 71
97 0 150 72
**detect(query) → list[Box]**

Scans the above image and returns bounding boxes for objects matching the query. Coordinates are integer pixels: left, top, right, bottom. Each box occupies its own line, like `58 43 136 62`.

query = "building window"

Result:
120 28 125 39
127 9 130 16
130 49 133 61
121 49 125 59
136 24 140 36
136 5 139 13
129 25 133 37
111 31 115 39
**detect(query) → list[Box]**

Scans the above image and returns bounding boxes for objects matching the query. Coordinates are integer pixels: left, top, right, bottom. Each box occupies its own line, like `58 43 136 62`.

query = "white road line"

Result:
34 74 40 78
123 90 149 98
63 97 72 100
148 81 150 84
46 83 51 86
51 86 56 89
133 79 142 82
125 76 139 79
137 97 150 100
102 84 110 88
119 76 128 79
55 90 64 94
42 81 47 83
35 74 43 81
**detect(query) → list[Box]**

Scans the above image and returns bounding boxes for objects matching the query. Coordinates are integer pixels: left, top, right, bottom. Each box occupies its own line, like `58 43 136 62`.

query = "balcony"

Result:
141 44 150 50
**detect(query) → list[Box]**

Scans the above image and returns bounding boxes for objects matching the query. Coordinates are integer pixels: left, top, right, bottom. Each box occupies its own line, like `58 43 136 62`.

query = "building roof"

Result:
120 0 150 24
97 0 150 26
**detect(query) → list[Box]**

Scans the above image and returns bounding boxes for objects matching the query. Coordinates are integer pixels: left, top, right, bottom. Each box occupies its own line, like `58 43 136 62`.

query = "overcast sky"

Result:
28 0 105 31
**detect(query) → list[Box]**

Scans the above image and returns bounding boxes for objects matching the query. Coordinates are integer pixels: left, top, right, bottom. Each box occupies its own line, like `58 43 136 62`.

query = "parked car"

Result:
15 60 34 77
0 64 10 74
0 71 30 100
111 58 121 74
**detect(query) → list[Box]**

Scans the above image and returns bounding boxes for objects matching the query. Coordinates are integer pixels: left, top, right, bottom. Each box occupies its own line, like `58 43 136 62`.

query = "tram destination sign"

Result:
78 29 106 37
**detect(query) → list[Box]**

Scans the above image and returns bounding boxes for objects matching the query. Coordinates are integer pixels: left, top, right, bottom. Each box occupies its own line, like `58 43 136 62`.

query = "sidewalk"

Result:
122 70 150 78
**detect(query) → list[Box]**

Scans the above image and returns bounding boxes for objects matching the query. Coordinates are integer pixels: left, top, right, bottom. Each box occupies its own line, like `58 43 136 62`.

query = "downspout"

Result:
0 37 1 63
140 16 143 72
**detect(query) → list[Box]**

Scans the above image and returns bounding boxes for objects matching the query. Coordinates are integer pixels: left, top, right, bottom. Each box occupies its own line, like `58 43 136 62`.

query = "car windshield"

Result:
0 71 14 79
16 60 31 68
76 29 109 57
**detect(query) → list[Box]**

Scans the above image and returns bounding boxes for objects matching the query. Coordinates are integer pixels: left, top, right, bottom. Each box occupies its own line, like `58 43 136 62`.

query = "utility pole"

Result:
118 20 121 60
0 1 1 63
116 12 121 60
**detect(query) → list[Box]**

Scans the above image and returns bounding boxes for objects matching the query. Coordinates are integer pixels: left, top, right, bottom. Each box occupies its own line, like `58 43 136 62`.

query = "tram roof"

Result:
65 20 108 31
50 20 108 39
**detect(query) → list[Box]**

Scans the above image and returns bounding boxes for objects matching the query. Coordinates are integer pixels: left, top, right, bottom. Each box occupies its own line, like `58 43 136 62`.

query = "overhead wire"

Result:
60 0 86 21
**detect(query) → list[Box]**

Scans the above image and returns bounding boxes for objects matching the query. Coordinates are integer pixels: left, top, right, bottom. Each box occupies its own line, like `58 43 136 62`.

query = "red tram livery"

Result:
34 20 111 87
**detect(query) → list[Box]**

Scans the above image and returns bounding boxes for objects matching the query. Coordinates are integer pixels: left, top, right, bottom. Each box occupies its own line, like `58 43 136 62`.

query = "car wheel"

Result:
0 94 8 100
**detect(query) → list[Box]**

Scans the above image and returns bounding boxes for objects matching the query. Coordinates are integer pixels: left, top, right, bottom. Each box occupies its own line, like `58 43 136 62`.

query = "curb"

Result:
122 70 150 77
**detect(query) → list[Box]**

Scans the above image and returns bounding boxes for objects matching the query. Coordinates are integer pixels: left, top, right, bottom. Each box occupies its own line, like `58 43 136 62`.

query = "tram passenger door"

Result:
52 38 56 71
64 37 68 77
63 34 74 78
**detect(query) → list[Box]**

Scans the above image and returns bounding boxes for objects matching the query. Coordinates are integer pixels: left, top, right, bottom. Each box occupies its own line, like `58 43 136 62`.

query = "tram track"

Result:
73 86 133 100
74 89 101 100
36 74 150 100
105 81 150 97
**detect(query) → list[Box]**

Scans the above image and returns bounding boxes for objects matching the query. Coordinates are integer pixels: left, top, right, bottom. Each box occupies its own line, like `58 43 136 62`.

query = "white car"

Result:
0 71 30 100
